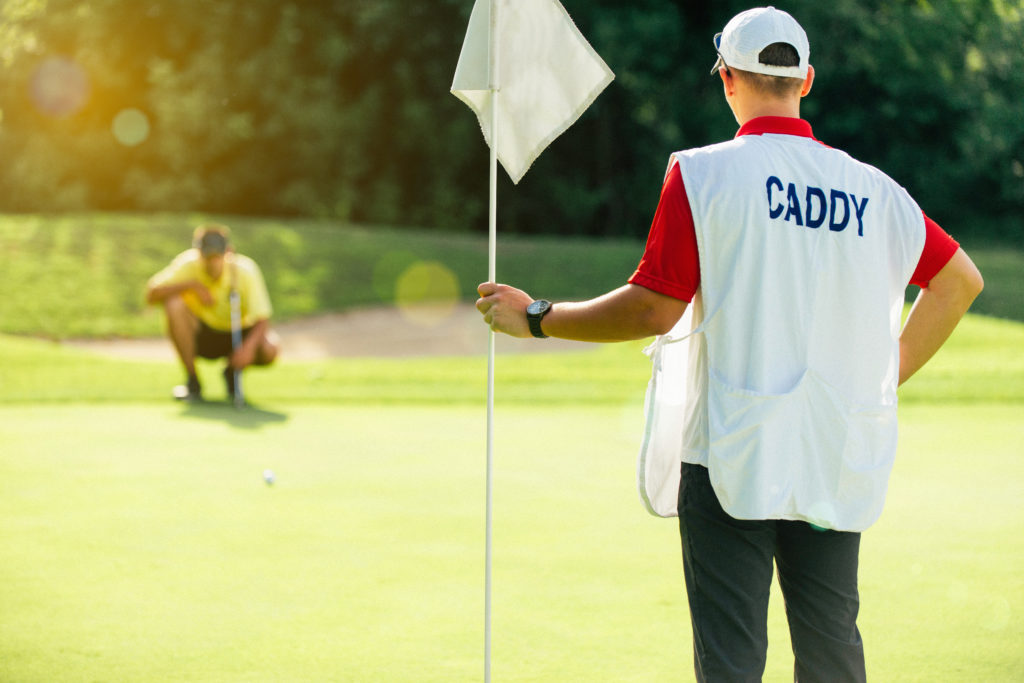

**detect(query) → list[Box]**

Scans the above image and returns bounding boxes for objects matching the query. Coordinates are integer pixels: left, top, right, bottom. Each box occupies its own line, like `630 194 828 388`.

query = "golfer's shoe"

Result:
172 375 202 402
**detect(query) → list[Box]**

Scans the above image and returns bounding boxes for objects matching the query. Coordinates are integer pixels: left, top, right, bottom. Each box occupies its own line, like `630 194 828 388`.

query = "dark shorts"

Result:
195 321 254 360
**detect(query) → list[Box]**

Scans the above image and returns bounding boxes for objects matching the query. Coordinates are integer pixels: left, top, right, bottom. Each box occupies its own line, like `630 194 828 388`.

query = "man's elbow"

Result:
618 284 687 339
956 257 984 310
967 267 984 299
640 303 685 337
932 249 984 310
646 316 677 337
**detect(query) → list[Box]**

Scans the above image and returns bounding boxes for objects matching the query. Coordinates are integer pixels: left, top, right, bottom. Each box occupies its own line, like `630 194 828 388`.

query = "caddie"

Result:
146 224 279 402
476 6 983 681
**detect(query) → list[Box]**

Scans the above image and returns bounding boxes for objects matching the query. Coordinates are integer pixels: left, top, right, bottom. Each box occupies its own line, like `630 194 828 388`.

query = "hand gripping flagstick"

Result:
451 1 612 679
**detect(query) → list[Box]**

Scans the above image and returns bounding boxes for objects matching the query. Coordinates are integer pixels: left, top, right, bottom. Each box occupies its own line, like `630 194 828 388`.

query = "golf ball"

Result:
263 469 276 485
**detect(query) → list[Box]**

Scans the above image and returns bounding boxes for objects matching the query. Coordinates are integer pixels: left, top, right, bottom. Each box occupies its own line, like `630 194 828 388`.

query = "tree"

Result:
0 0 1019 240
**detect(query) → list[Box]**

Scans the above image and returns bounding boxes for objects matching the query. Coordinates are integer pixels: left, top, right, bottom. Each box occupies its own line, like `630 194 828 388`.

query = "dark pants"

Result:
678 463 866 682
195 321 254 360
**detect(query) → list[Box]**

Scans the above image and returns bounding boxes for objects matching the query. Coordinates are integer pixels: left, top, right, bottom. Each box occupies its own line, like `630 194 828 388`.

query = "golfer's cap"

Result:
194 228 229 256
711 6 809 79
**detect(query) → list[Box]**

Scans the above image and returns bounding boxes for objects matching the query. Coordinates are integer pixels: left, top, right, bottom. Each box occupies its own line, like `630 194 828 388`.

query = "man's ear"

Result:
800 64 815 97
719 66 736 97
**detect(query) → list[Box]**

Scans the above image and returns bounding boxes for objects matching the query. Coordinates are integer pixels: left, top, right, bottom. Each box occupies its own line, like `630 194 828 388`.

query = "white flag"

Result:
451 0 614 184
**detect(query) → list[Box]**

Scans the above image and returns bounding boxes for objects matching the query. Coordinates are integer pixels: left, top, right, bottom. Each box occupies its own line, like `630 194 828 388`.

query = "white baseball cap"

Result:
711 6 810 79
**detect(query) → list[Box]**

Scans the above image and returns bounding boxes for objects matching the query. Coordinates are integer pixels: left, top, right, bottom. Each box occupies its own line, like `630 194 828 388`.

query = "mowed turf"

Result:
1 311 1023 681
1 403 1021 681
0 403 687 681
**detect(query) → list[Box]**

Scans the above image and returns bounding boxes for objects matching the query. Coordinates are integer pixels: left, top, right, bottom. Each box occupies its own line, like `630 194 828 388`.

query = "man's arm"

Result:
899 247 984 386
146 280 213 306
230 318 269 368
476 282 688 342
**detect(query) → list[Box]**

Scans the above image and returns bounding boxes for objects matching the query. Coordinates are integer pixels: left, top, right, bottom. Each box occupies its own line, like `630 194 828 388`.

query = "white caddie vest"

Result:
637 130 926 532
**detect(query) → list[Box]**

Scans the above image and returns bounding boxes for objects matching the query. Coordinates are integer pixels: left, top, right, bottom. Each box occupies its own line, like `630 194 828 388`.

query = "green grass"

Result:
0 403 1021 681
0 212 1020 340
859 403 1024 681
0 404 683 681
2 309 1022 407
1 310 1023 680
2 213 1022 680
0 213 644 339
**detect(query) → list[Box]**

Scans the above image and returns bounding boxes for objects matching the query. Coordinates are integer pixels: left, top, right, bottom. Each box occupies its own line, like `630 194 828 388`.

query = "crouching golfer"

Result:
477 6 983 681
146 224 279 402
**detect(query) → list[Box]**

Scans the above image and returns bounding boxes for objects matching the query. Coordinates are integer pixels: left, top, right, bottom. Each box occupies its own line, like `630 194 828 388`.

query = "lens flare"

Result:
373 250 417 301
112 108 150 147
30 56 90 118
394 261 460 328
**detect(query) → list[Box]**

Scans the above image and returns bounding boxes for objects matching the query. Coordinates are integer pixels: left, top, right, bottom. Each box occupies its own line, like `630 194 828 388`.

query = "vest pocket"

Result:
706 370 895 530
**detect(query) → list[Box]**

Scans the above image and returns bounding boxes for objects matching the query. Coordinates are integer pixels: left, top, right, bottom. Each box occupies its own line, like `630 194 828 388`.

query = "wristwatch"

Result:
526 299 553 338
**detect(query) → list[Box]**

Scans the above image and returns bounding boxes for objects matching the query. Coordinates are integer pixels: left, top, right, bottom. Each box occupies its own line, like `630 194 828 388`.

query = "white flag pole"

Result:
484 3 498 681
449 1 613 677
484 104 497 683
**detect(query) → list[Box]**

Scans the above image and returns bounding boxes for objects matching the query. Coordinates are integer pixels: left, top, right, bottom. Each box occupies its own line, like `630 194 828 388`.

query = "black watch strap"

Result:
526 299 552 339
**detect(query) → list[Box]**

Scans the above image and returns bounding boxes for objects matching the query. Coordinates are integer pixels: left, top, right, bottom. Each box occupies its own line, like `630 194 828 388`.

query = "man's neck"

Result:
735 100 800 125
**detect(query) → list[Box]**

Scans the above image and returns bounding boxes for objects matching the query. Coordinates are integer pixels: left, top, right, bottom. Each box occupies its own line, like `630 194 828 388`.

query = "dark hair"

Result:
759 42 800 67
732 42 804 99
192 223 232 255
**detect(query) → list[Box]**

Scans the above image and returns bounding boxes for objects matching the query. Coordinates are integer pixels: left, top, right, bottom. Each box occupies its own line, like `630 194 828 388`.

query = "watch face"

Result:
527 300 551 316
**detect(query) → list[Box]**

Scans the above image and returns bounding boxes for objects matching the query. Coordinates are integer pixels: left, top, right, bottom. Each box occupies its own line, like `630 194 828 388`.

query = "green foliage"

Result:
0 1 1020 240
0 0 483 228
793 0 1024 237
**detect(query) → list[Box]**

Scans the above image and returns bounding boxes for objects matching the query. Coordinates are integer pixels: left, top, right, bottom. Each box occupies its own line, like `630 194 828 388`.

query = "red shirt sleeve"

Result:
910 213 959 287
628 161 700 302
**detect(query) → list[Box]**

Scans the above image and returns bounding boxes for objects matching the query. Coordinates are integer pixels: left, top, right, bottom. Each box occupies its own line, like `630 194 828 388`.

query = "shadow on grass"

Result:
179 399 289 430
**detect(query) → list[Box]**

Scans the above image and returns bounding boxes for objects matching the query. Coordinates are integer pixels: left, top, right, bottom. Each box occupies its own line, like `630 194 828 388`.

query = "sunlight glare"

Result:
394 261 460 328
30 56 89 117
112 108 150 147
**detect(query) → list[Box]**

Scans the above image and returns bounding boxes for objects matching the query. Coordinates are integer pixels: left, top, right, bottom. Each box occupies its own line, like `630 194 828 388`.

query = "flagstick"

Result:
484 2 499 678
483 47 500 683
484 83 498 683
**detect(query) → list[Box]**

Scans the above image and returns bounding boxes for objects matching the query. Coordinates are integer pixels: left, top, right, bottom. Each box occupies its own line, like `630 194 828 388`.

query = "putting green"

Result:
0 403 679 681
1 401 1020 681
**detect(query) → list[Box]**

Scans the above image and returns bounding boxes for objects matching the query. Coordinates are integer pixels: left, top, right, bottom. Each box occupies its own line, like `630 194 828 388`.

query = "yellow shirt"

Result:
148 250 273 331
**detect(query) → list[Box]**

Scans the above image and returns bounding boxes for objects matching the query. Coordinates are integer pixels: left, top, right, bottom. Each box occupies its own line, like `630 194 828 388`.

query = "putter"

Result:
229 276 246 409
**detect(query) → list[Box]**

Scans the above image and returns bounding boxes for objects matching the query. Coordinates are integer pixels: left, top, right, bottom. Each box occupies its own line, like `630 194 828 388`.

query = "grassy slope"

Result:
0 213 1020 340
0 213 645 338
